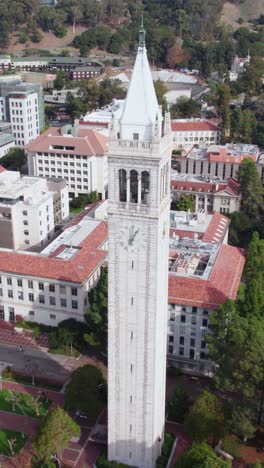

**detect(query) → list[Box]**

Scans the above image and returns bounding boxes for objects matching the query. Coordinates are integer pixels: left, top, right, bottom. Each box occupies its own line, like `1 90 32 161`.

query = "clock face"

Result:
119 225 146 251
128 225 140 246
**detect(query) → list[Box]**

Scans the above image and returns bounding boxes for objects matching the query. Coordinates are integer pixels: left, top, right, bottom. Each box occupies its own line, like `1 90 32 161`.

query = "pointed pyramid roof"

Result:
119 25 162 142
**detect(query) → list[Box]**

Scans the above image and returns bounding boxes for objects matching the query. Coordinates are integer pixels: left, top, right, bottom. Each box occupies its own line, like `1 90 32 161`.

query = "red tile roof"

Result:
25 127 107 157
171 178 240 197
0 222 108 283
168 245 245 309
171 121 219 132
170 213 229 244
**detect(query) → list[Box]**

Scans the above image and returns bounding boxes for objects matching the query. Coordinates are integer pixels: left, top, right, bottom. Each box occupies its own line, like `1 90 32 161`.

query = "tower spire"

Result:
139 15 145 48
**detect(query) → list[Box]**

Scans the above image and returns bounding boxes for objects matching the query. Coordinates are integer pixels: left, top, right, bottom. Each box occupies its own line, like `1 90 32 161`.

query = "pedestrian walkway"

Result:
0 325 49 349
0 410 39 435
2 380 64 406
165 421 192 467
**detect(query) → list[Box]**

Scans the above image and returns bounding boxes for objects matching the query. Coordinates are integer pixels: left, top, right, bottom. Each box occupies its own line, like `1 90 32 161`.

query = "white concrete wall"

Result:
172 129 220 151
108 140 171 467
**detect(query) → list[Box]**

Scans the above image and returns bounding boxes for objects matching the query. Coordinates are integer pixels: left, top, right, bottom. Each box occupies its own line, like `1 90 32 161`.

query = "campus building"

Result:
0 80 44 146
171 174 241 214
167 210 245 374
0 211 107 325
0 166 69 250
26 125 108 199
173 143 260 181
171 119 220 151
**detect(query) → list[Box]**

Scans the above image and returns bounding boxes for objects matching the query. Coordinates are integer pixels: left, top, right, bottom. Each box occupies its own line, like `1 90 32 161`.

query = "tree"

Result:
27 395 42 417
231 108 243 141
84 267 108 349
238 158 264 223
33 407 80 464
64 364 106 417
241 109 252 143
230 405 255 441
184 391 227 443
175 443 231 468
168 385 190 423
170 97 200 119
0 148 27 171
173 194 195 212
154 80 168 111
53 71 66 91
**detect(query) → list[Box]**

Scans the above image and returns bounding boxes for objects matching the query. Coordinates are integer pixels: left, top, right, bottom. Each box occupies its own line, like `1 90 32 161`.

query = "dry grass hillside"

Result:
220 0 264 29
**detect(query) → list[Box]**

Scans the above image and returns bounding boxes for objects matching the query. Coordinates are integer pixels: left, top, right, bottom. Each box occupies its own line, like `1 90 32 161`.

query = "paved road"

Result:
0 343 68 381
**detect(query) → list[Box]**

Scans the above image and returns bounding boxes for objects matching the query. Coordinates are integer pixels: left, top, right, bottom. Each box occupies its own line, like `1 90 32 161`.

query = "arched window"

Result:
119 169 127 202
130 170 138 203
141 171 150 205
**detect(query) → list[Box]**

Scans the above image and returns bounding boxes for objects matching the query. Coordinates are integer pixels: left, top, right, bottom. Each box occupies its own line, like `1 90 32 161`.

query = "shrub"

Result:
221 436 242 459
156 433 175 468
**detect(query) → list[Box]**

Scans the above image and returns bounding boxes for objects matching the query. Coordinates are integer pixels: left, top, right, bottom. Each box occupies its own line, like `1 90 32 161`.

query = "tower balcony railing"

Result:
108 133 172 157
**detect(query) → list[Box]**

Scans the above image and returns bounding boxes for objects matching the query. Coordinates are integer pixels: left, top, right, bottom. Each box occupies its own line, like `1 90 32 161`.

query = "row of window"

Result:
0 307 56 322
119 169 150 204
169 335 207 349
0 277 78 295
2 288 78 309
168 345 209 360
39 160 88 167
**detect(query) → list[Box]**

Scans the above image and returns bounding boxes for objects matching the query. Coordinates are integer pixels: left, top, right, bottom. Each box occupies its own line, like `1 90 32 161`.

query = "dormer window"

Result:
133 133 139 141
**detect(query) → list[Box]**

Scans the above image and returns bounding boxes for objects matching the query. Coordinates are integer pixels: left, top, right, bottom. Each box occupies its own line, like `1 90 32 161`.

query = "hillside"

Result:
220 0 264 29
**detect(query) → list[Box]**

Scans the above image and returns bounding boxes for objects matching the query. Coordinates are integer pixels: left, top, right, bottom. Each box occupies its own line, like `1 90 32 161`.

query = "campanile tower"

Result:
108 23 172 468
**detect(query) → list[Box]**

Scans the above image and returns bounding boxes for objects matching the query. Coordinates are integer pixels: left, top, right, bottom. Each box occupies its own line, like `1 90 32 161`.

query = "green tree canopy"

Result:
65 364 106 417
238 158 264 223
0 148 27 171
84 266 108 349
33 407 80 463
173 194 195 212
174 443 231 468
184 391 227 443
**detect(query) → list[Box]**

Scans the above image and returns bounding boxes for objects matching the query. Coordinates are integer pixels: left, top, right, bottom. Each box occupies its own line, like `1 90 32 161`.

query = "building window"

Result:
72 300 78 309
133 133 139 141
29 310 35 317
189 349 195 360
39 282 44 290
191 316 197 325
202 318 208 327
141 171 150 205
168 345 174 354
29 293 34 302
169 335 174 343
28 280 33 289
200 352 206 360
9 308 15 322
50 297 56 305
179 336 185 345
180 326 185 334
179 347 184 356
18 291 24 300
190 338 195 347
71 288 77 296
17 279 22 287
130 170 138 204
0 307 4 320
60 285 66 294
22 210 27 216
8 290 13 298
50 314 56 320
49 284 55 292
119 169 127 202
170 312 175 321
60 298 67 307
7 278 12 285
39 295 45 304
201 340 206 349
192 306 197 314
181 315 186 323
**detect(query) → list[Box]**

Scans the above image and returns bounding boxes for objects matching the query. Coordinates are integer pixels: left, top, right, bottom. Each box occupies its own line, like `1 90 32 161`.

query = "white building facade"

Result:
0 168 69 250
0 216 107 326
108 26 172 468
26 126 108 199
171 119 220 151
0 80 44 146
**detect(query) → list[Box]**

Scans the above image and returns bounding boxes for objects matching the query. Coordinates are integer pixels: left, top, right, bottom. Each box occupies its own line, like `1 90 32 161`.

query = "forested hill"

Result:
0 0 251 49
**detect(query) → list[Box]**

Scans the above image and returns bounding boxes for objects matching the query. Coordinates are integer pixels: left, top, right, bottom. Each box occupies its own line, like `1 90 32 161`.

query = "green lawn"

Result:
0 389 50 417
2 370 62 391
0 428 28 456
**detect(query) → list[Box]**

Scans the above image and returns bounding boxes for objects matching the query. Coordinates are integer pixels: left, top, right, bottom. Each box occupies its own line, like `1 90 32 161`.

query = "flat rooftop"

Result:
42 216 101 259
0 176 45 200
169 236 219 280
170 211 229 244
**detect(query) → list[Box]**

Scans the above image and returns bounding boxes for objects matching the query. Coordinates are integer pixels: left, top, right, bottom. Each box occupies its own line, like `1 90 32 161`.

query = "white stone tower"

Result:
108 22 172 468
